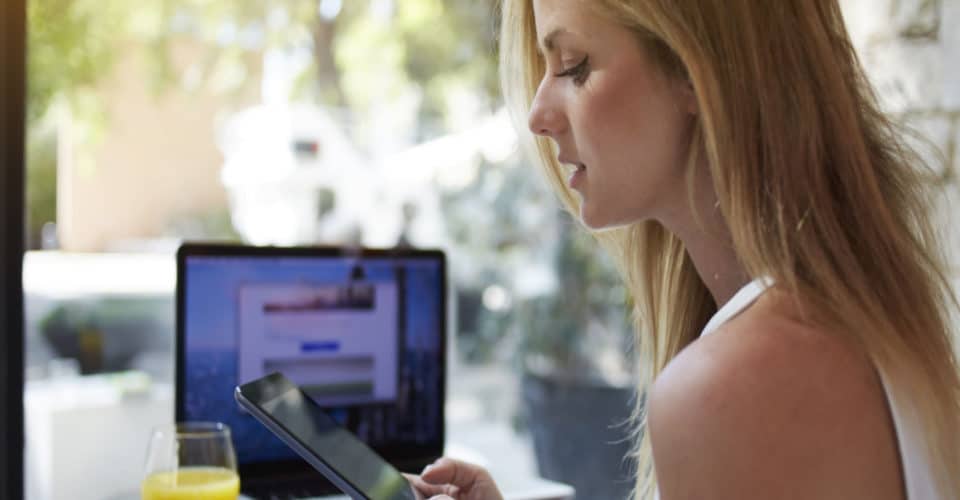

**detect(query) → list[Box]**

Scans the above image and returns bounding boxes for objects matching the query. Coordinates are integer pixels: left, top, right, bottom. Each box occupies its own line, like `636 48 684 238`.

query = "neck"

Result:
658 162 748 308
678 217 748 307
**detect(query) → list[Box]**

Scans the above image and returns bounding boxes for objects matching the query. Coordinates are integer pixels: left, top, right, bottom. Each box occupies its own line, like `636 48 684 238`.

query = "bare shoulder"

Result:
647 289 903 500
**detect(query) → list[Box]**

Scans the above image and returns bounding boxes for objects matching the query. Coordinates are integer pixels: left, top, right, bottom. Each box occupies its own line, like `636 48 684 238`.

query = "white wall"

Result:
841 0 960 274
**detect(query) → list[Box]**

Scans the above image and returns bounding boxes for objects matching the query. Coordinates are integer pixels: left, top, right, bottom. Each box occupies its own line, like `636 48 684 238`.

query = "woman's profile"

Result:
408 0 960 498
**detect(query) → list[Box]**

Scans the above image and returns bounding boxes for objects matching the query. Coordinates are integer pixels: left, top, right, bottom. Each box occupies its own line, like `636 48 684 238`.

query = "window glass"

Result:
23 2 629 499
23 1 960 499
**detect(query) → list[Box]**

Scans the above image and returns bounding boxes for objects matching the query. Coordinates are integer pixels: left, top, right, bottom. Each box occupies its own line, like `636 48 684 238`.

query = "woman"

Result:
409 0 960 498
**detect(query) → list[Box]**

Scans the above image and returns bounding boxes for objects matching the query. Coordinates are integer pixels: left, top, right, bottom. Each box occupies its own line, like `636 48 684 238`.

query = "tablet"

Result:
235 372 422 500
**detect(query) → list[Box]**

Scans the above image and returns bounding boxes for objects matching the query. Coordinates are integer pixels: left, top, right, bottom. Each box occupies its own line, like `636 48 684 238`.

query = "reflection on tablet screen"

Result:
238 373 417 500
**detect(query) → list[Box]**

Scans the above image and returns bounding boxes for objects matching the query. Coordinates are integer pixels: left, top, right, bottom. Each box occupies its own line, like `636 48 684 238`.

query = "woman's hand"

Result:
405 458 505 500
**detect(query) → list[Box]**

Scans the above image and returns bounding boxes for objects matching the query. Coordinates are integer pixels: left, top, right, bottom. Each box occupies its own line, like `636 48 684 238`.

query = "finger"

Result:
427 496 455 500
421 457 489 490
410 478 459 496
401 475 428 500
404 473 459 497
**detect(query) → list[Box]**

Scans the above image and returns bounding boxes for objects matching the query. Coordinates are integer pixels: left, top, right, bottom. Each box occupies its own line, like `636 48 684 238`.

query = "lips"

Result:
569 162 586 177
557 156 586 172
556 155 586 190
568 163 586 189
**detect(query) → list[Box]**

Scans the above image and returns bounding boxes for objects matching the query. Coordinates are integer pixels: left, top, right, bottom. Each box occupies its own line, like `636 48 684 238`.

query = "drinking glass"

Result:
141 422 239 500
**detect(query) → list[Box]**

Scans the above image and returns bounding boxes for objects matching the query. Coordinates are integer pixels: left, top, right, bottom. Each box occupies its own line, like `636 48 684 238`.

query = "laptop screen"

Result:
176 244 445 485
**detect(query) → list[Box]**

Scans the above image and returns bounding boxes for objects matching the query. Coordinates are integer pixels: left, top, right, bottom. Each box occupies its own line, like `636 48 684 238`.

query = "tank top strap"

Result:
700 277 773 337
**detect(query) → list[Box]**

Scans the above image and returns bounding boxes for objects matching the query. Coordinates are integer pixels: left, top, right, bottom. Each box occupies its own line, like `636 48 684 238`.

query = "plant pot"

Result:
521 371 635 500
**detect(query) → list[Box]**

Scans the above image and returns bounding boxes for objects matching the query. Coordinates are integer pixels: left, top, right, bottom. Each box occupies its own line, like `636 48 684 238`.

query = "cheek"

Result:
578 79 638 144
574 73 694 222
581 73 691 173
576 75 662 183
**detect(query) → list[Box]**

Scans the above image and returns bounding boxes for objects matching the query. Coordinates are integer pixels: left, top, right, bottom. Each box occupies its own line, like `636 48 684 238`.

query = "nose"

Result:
527 79 565 138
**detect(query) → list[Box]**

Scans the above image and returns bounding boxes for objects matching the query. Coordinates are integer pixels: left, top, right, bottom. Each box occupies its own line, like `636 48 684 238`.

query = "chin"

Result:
579 200 645 231
579 204 616 230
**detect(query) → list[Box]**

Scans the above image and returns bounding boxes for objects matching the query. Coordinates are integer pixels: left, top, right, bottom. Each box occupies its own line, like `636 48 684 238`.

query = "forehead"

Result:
532 0 603 41
532 0 627 52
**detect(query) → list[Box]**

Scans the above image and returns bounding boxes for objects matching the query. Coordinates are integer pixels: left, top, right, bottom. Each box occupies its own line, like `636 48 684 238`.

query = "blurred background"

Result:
20 0 960 499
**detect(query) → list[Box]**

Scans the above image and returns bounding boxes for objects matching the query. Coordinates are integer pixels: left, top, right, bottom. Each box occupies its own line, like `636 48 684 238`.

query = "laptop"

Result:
176 243 446 499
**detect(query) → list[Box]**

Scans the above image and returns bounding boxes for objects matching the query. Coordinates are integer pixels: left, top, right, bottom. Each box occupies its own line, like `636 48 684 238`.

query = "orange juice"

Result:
141 466 240 500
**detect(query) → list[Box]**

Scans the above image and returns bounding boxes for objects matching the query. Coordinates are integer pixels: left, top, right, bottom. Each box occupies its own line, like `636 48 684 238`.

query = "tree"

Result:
25 0 502 247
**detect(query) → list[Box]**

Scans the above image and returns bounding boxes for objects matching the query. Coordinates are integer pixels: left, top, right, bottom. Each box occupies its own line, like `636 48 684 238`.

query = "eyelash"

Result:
554 56 590 86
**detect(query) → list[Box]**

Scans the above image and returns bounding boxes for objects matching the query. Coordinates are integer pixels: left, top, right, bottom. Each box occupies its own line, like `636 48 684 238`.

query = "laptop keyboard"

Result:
243 491 345 500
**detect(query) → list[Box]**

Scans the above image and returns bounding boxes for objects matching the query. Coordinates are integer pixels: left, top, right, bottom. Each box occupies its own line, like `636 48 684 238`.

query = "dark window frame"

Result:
1 0 27 497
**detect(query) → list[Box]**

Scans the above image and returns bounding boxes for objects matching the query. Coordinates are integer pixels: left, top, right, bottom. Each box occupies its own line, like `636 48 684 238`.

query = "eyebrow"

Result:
539 27 571 54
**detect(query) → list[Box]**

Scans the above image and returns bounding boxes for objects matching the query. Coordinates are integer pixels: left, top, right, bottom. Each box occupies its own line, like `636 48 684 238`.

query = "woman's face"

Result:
529 0 699 229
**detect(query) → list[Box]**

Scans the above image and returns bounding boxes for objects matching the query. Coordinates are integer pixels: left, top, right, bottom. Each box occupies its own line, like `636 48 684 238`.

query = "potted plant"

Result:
437 151 638 498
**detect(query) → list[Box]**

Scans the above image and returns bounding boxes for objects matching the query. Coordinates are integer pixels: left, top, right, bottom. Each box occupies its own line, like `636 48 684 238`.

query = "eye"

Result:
553 56 590 86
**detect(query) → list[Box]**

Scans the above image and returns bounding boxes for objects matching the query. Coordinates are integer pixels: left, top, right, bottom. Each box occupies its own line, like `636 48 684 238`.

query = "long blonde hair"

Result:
499 0 960 498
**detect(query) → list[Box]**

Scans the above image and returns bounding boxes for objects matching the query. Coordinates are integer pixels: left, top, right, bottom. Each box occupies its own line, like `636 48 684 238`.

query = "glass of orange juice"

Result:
142 422 240 500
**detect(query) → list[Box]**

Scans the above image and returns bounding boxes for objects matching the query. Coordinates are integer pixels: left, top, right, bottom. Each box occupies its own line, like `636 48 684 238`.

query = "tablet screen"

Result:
238 373 417 500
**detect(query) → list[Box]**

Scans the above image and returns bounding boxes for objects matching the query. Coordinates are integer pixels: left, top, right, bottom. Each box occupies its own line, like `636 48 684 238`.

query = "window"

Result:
22 1 960 499
23 2 630 499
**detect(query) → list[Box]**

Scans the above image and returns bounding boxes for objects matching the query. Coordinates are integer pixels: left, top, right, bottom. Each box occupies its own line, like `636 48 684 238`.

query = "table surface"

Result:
29 367 576 500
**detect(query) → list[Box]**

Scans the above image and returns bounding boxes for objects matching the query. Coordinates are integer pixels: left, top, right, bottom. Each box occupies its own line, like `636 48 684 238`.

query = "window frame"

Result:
0 0 27 497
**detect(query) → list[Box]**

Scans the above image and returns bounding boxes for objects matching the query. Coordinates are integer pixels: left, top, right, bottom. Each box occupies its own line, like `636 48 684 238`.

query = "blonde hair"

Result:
499 0 960 498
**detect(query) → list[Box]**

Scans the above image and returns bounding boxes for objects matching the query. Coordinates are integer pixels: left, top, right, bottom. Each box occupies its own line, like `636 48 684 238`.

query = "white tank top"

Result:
653 277 941 499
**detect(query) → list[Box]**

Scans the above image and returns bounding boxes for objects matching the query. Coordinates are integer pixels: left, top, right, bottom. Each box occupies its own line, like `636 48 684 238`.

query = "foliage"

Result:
25 124 57 248
438 151 556 361
512 222 634 382
125 0 501 138
25 0 502 247
26 0 132 247
26 0 501 137
438 149 633 379
26 0 130 122
334 0 501 133
26 0 631 378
